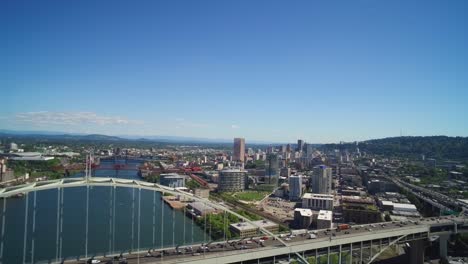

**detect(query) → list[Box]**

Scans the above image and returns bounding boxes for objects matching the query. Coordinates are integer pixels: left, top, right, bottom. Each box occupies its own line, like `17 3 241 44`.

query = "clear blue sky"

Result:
1 0 467 143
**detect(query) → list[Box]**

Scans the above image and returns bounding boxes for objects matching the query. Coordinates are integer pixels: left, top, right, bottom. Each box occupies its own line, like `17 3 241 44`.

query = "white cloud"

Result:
231 124 240 129
14 111 142 126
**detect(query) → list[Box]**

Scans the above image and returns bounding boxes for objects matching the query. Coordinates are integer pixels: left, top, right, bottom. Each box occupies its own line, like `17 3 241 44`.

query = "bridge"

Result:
0 176 467 264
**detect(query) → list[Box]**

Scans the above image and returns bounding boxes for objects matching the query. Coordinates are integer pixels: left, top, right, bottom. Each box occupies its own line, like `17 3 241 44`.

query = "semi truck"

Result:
337 224 350 231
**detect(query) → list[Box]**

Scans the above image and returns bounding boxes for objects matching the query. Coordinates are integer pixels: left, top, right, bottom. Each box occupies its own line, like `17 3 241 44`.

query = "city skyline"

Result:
2 1 468 143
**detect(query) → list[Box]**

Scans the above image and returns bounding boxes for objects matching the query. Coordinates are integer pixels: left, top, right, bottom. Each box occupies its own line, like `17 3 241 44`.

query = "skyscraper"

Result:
297 139 304 152
233 138 245 162
289 175 303 200
266 153 279 185
311 165 332 194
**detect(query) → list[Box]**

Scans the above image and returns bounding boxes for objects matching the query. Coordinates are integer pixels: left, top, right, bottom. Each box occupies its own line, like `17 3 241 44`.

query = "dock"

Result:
162 195 186 210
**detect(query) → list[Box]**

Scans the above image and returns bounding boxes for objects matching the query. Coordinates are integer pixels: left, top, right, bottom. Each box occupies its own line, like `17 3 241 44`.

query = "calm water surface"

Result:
0 160 206 263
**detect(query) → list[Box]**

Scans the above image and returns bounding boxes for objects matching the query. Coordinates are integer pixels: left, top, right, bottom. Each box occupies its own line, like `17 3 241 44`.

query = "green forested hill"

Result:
324 136 468 161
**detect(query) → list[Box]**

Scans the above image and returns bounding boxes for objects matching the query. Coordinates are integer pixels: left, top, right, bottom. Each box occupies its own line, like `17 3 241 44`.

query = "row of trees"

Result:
194 210 261 240
8 159 67 179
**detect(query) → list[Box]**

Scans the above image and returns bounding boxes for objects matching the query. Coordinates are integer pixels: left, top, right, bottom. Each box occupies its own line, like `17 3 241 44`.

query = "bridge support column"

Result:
408 240 425 264
360 241 363 264
349 243 352 264
439 234 449 259
31 192 37 263
22 193 29 264
339 244 342 264
0 198 6 261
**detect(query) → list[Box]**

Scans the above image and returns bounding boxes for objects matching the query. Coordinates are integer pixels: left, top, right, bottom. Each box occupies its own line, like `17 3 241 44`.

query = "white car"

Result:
91 260 101 264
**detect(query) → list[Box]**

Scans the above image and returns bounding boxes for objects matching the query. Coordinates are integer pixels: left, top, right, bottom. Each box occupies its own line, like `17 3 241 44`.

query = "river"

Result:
0 160 207 263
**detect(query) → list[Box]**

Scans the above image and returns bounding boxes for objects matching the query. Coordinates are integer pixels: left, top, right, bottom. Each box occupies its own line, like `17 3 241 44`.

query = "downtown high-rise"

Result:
233 137 245 162
311 165 332 194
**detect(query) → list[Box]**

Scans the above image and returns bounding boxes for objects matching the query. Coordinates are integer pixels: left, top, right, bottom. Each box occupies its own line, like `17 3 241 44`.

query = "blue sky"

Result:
1 0 467 143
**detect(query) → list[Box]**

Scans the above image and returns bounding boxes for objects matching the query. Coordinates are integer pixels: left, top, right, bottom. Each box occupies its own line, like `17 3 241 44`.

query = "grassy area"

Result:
186 179 201 189
234 191 270 201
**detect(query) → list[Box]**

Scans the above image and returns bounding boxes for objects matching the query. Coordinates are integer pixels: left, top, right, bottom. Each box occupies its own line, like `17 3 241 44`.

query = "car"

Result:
285 237 291 241
91 260 101 264
344 231 350 234
192 253 201 256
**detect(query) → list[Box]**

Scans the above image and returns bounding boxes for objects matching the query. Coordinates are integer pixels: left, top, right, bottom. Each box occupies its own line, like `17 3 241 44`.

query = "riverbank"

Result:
162 195 186 210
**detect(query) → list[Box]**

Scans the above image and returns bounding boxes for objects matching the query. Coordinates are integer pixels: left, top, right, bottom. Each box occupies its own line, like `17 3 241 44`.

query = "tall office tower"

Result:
286 144 291 153
289 175 303 200
306 144 314 157
280 145 287 153
297 139 304 152
311 165 332 194
233 138 245 162
265 153 279 185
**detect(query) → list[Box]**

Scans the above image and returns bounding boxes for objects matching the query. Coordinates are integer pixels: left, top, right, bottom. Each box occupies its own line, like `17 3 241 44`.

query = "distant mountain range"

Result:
0 129 276 144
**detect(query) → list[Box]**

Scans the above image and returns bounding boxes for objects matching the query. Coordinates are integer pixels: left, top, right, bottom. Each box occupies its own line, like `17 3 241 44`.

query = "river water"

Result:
0 160 206 263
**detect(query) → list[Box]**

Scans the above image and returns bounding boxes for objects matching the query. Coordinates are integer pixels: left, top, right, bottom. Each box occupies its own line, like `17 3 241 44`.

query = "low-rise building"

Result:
342 203 381 224
316 210 333 229
294 208 313 229
187 202 216 216
302 193 334 211
193 188 210 198
160 173 185 188
230 220 279 238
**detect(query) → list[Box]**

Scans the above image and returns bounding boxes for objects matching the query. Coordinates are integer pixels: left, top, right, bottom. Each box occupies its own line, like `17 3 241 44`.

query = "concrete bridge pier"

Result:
408 240 425 264
439 234 449 259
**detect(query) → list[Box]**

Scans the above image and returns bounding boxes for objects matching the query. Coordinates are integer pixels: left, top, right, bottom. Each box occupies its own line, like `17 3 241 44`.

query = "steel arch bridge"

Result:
2 177 465 264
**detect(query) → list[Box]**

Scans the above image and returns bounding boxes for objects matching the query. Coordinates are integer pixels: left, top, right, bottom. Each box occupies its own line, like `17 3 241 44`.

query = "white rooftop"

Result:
303 193 334 200
393 203 418 211
317 210 332 221
230 220 278 231
381 200 394 206
294 208 313 217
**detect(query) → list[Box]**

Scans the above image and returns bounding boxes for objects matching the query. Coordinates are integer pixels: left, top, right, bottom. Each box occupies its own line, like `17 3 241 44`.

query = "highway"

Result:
68 215 468 264
380 174 468 215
